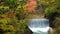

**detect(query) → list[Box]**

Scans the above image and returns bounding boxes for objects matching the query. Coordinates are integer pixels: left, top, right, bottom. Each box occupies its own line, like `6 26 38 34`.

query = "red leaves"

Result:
24 0 37 13
27 0 37 7
24 7 30 11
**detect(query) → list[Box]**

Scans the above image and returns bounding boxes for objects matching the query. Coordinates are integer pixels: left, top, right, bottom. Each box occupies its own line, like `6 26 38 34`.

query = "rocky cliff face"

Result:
50 12 60 28
44 12 60 28
45 12 60 34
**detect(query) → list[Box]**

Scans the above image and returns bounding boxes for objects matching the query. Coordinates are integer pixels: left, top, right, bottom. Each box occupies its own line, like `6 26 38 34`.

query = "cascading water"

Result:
28 19 50 34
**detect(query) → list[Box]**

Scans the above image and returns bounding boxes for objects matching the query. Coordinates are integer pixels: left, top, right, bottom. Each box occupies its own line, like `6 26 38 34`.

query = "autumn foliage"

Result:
24 0 37 14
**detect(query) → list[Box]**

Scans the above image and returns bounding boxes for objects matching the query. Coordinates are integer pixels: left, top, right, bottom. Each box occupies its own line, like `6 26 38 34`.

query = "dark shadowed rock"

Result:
24 26 33 34
44 12 60 28
0 29 4 34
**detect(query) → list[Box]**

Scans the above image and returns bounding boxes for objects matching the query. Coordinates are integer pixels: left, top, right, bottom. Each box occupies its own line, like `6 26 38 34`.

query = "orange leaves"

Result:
24 0 37 13
4 32 11 34
27 0 37 7
24 7 30 11
8 10 15 18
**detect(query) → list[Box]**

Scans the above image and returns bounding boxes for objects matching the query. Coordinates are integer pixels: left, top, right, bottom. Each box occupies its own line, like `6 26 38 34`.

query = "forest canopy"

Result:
0 0 60 34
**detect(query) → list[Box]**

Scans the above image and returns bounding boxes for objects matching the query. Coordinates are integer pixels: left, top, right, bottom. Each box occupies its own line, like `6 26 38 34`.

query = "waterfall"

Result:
28 19 50 34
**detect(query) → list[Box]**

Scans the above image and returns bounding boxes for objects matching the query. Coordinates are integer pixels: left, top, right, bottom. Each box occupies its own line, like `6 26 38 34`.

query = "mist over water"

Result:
28 19 50 34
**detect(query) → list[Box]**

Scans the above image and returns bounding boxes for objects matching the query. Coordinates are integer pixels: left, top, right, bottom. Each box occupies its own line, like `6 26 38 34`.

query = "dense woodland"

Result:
0 0 60 34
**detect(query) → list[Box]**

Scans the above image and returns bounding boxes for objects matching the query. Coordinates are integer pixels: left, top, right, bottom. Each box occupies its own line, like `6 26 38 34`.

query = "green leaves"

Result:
0 0 28 9
0 8 9 14
45 7 56 16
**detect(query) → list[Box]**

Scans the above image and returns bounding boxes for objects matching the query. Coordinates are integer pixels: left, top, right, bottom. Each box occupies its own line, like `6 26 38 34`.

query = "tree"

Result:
0 0 29 34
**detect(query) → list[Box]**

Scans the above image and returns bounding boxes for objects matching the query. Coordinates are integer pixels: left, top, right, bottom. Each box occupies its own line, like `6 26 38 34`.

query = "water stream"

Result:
28 19 50 34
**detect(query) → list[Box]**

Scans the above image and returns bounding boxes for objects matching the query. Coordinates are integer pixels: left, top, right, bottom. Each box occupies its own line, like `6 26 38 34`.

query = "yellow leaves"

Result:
1 24 7 30
0 6 3 8
51 0 55 3
40 0 55 5
8 25 15 31
1 24 16 31
0 14 11 24
0 14 7 18
55 17 60 21
17 5 21 9
20 20 25 23
0 19 8 24
40 0 47 4
0 0 29 32
16 5 26 10
0 6 9 9
4 32 11 34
